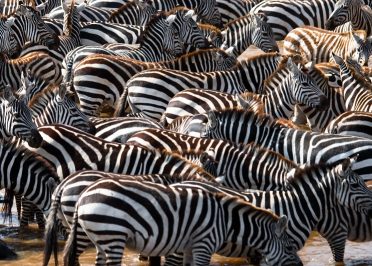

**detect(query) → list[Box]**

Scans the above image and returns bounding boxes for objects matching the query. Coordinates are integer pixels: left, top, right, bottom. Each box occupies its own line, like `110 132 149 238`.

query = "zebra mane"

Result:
27 82 59 108
65 0 76 35
238 91 265 112
301 25 367 38
108 0 142 20
165 6 192 16
243 142 297 168
197 22 221 32
4 51 49 66
285 163 333 187
236 52 283 72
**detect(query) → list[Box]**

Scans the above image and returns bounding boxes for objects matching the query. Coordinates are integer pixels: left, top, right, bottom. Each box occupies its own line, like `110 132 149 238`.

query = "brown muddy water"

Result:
0 217 372 266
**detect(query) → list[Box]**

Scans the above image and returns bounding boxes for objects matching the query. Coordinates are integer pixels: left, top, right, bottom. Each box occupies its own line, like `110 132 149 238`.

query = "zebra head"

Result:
251 13 279 53
136 0 158 26
0 85 42 147
0 17 20 57
216 46 238 69
350 33 371 66
336 156 372 217
13 2 60 50
162 14 184 57
264 215 303 266
287 58 329 111
172 9 210 49
326 0 364 30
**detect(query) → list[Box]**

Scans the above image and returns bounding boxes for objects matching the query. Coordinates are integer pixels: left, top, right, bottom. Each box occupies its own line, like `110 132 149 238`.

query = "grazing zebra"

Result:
126 128 298 191
167 157 372 264
161 58 328 125
0 85 42 148
333 53 372 112
0 51 59 91
121 52 282 120
71 48 236 117
189 108 372 181
283 26 370 65
250 0 338 40
92 116 163 142
0 17 19 56
10 3 59 52
0 141 59 223
324 111 372 139
326 0 372 36
63 179 300 266
221 13 279 57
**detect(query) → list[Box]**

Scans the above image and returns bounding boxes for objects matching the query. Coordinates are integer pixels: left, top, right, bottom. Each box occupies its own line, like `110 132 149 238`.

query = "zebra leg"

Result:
190 248 212 266
20 197 33 227
33 204 45 230
164 253 183 266
15 194 22 222
326 231 348 264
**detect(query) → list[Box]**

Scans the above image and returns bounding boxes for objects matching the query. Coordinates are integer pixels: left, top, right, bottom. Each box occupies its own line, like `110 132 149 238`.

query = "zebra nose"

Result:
317 95 329 111
27 129 43 148
46 35 60 50
325 20 335 30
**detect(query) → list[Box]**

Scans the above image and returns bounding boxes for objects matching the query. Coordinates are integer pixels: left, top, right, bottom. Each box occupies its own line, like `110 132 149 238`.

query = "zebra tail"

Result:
63 206 79 266
43 192 63 266
114 86 129 117
1 189 14 223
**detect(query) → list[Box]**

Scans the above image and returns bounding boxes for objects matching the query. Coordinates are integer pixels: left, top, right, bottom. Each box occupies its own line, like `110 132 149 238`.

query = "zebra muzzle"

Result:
27 129 43 148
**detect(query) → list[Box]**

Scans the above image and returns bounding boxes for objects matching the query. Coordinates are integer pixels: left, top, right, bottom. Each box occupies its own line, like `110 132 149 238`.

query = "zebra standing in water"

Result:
71 48 236 117
189 108 372 181
221 13 279 57
326 0 372 36
63 179 300 266
283 26 370 65
332 53 372 112
250 0 338 40
121 52 282 120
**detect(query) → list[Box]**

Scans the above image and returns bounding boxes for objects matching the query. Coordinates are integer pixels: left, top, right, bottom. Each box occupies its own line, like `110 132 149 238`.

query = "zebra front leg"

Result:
326 231 348 265
190 248 213 266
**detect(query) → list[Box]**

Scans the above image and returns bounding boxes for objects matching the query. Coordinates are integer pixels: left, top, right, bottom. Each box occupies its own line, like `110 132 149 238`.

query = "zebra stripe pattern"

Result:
0 17 19 56
63 179 299 266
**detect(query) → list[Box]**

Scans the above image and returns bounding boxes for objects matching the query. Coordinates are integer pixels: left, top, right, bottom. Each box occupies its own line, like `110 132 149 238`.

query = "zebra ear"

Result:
207 111 217 129
35 1 46 11
236 94 249 109
275 215 288 237
331 52 344 65
256 12 268 22
166 14 177 25
184 10 196 21
58 83 67 100
337 155 358 177
76 2 87 13
3 85 16 102
352 32 364 46
5 17 15 28
287 57 300 77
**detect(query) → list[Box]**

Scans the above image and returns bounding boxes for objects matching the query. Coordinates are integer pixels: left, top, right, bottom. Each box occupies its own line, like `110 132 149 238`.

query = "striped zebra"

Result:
0 51 59 91
283 26 370 65
0 85 42 147
92 116 163 142
63 179 300 266
189 108 372 181
10 3 59 52
167 157 372 264
0 141 59 224
332 53 372 112
326 0 372 36
324 111 372 139
216 0 258 25
71 48 237 117
0 17 19 56
250 0 338 40
221 13 279 57
121 52 283 120
126 128 298 191
160 57 328 125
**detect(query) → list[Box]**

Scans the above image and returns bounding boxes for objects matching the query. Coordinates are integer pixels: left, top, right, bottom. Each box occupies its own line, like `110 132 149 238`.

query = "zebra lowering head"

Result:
325 0 367 31
12 2 60 50
349 34 372 66
286 58 329 111
0 85 42 147
0 17 20 57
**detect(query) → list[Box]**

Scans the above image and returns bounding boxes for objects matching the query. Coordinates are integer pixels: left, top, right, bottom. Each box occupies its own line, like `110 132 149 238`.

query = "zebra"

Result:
0 51 59 91
324 111 372 139
10 2 59 52
283 26 370 65
121 52 283 120
70 47 237 117
126 127 298 191
0 85 42 148
326 0 372 36
332 53 372 112
160 57 328 125
221 13 279 57
166 157 372 264
215 0 258 25
63 178 300 266
91 116 163 142
189 107 372 181
250 0 338 40
0 17 19 56
0 140 59 225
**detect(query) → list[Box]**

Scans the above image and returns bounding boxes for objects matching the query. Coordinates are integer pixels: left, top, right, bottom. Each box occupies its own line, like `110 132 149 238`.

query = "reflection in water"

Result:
0 223 372 266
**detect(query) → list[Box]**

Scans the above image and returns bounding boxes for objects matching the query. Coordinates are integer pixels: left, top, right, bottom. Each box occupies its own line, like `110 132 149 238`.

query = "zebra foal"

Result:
63 179 301 266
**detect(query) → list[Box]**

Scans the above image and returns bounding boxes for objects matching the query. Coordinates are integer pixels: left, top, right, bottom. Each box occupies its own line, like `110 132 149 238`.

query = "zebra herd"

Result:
0 0 371 265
